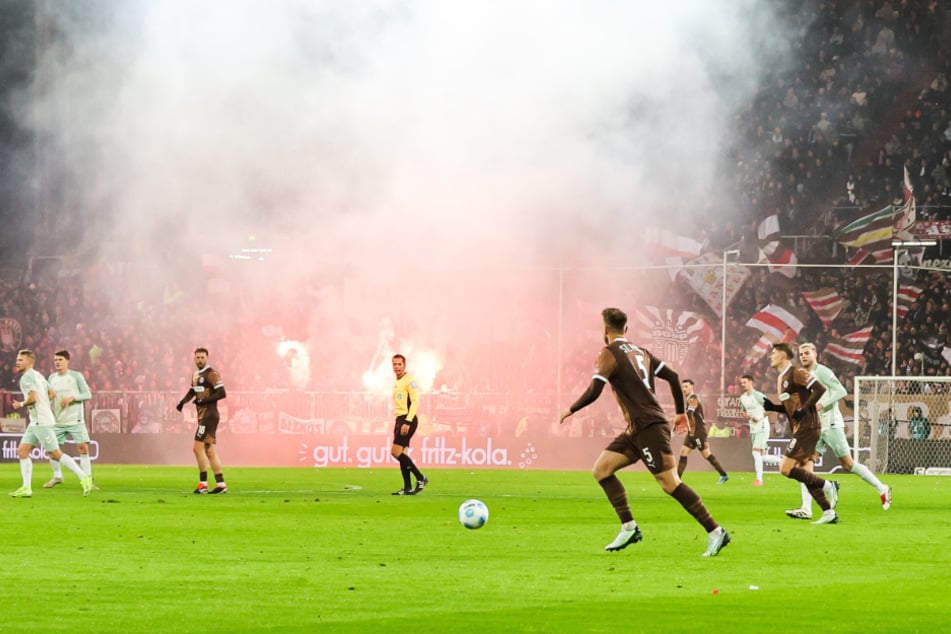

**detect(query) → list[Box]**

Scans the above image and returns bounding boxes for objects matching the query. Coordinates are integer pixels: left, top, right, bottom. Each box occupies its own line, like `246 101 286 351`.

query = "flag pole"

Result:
891 239 937 375
720 249 740 395
891 247 898 376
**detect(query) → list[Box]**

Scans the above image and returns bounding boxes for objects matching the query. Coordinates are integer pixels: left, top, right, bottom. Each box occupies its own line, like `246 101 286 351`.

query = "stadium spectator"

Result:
909 405 931 440
0 0 949 441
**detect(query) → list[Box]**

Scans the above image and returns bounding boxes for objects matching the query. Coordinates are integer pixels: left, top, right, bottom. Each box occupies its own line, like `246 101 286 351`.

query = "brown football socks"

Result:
598 475 634 524
788 467 831 510
671 482 719 533
706 455 728 477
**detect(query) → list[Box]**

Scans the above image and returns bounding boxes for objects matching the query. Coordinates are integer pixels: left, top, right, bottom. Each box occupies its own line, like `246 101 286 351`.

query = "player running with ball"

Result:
560 307 730 557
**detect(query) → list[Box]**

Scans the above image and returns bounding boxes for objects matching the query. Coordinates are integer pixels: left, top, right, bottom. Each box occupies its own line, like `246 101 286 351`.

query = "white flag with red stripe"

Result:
802 288 846 327
824 326 874 366
645 228 702 259
848 245 893 266
765 246 798 278
896 284 924 318
742 334 776 367
745 304 805 341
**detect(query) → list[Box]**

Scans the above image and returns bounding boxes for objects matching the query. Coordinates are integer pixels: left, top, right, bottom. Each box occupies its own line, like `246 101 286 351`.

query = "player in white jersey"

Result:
737 375 782 486
8 349 92 498
785 343 891 519
45 350 95 488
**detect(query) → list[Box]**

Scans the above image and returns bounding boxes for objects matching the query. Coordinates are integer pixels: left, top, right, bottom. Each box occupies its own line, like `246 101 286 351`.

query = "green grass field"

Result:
6 466 950 633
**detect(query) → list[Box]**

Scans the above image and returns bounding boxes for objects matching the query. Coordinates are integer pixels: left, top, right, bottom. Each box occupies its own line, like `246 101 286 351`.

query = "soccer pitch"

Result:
7 466 950 633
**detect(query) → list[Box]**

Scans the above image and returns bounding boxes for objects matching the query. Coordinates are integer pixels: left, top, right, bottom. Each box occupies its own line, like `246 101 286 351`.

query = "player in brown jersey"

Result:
176 347 228 494
559 307 730 557
763 342 840 524
677 379 730 484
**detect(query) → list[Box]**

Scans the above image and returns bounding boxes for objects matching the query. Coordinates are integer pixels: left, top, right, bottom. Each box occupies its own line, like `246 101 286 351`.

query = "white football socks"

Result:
850 462 885 491
800 482 812 511
20 458 33 487
58 454 86 480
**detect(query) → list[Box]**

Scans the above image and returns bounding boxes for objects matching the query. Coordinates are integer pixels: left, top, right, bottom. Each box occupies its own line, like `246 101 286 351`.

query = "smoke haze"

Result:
22 0 792 395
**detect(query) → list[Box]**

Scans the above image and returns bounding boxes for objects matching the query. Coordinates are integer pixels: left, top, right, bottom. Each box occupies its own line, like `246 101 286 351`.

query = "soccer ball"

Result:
458 499 489 529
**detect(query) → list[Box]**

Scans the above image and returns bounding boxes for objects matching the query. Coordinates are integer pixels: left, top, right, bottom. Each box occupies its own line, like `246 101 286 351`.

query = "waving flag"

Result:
745 304 805 341
825 326 874 366
632 306 711 365
645 228 702 259
765 246 798 278
894 165 917 240
848 245 893 266
834 204 895 249
757 214 781 242
802 288 846 327
896 284 924 318
680 251 751 318
742 334 776 367
756 214 797 276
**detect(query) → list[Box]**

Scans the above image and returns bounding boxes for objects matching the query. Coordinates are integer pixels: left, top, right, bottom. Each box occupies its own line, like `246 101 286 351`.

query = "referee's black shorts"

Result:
392 415 418 447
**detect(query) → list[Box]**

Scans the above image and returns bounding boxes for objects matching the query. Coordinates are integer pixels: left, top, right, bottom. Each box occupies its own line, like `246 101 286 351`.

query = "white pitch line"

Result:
90 484 365 495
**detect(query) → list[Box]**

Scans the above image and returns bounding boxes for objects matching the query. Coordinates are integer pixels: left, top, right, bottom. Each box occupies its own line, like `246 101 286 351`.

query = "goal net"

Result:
853 376 951 475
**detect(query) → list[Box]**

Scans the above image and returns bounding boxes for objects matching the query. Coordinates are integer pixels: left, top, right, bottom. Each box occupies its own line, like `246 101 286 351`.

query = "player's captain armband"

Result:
193 386 205 393
779 392 790 401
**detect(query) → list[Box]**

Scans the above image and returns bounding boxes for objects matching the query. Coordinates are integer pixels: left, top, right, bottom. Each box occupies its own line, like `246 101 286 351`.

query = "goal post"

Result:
852 376 951 475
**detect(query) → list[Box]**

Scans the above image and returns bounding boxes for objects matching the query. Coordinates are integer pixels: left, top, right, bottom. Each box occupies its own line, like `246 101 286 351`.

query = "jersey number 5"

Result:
628 351 651 390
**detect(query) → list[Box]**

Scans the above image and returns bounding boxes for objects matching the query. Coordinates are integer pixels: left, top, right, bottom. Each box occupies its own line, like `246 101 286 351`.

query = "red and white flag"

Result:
848 245 893 266
745 304 805 341
645 228 702 259
825 326 874 366
896 284 924 318
742 335 776 367
802 288 846 327
764 246 798 278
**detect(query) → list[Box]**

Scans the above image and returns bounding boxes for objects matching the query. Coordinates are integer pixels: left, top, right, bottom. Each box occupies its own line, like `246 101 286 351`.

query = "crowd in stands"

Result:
719 0 951 407
728 0 950 236
0 279 310 398
2 1 950 438
561 0 951 436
